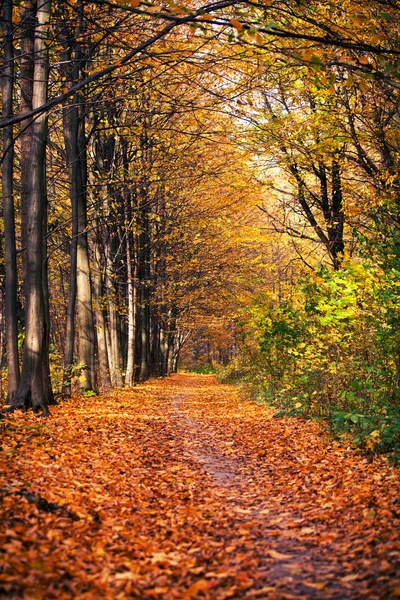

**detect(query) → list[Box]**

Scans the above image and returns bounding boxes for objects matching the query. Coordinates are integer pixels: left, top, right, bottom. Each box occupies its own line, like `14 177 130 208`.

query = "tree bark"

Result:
137 170 151 382
138 209 151 382
124 209 136 387
57 8 96 395
42 190 56 405
7 0 51 414
2 0 20 401
19 0 35 278
61 92 79 395
74 22 96 393
76 114 96 392
92 225 111 390
105 237 124 388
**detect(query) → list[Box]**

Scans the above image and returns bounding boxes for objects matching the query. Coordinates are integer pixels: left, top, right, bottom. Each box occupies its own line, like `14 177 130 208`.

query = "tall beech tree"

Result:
7 0 52 414
2 0 19 400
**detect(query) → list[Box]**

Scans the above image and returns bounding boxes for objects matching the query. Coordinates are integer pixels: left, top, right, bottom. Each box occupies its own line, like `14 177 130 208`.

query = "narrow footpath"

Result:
1 374 399 599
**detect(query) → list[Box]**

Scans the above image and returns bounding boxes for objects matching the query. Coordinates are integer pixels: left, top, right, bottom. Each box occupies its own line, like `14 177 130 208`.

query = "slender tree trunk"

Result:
159 325 167 376
2 0 20 401
122 136 136 387
105 317 113 380
76 98 96 392
156 251 167 376
61 95 79 395
42 190 56 404
105 239 124 387
138 206 151 381
150 317 159 376
8 0 51 414
329 158 345 271
92 226 111 390
0 281 5 378
167 335 175 374
133 202 142 382
124 214 136 387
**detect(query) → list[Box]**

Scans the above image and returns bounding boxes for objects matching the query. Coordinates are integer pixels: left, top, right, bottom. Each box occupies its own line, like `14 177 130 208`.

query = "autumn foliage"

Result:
1 375 400 598
1 2 400 597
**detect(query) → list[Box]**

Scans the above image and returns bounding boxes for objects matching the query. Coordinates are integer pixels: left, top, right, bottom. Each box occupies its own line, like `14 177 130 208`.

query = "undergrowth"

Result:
218 255 400 463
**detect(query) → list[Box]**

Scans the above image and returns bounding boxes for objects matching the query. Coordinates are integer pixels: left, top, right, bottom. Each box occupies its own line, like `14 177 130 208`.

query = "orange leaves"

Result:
1 374 400 598
196 14 214 21
302 581 327 590
230 18 243 31
184 578 209 598
146 5 163 13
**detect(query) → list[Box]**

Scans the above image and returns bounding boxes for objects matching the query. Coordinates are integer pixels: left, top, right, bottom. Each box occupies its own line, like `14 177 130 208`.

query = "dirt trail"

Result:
1 374 399 599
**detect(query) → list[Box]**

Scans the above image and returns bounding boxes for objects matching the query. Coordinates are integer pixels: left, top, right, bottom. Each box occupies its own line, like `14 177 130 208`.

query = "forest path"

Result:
1 374 400 599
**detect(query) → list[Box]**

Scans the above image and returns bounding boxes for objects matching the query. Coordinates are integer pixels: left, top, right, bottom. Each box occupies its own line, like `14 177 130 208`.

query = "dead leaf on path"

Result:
302 581 327 590
342 573 361 581
1 375 400 600
184 578 209 597
113 571 141 582
268 550 293 560
246 587 277 597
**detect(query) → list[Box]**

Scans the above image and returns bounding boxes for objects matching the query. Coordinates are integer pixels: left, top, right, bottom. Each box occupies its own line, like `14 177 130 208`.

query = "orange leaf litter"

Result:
1 374 399 599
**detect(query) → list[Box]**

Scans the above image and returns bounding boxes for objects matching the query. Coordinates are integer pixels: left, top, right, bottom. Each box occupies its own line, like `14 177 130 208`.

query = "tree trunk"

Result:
42 190 56 404
7 0 51 414
138 205 151 381
92 226 111 390
2 0 20 401
329 158 345 270
159 324 168 376
19 0 35 279
124 213 136 387
105 238 124 387
61 94 79 395
76 99 96 392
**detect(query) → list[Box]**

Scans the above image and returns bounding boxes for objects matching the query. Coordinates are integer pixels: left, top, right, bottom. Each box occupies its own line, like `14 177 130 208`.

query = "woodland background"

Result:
1 0 400 457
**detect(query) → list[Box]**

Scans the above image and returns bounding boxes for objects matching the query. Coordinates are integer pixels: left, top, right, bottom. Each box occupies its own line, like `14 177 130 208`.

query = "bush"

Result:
240 257 400 460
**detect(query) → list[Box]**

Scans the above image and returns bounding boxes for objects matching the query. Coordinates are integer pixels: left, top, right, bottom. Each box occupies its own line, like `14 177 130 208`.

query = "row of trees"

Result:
223 3 400 455
1 0 400 423
1 0 263 413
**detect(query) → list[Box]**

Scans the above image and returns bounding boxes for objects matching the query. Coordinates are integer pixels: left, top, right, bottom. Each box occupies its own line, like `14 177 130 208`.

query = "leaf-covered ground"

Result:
1 374 399 599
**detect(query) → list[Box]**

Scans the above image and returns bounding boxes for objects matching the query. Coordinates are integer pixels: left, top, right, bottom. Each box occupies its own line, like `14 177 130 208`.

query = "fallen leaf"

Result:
268 550 293 560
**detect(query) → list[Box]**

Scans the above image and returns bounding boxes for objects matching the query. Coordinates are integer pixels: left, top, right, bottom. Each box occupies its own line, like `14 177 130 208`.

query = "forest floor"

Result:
1 374 400 600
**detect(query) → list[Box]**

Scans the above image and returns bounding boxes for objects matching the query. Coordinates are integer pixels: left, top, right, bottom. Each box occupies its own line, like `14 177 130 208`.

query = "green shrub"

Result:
239 256 400 461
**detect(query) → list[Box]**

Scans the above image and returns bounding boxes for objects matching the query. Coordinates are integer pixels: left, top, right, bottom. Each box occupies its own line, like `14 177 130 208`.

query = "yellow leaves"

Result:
343 74 354 88
359 78 369 94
